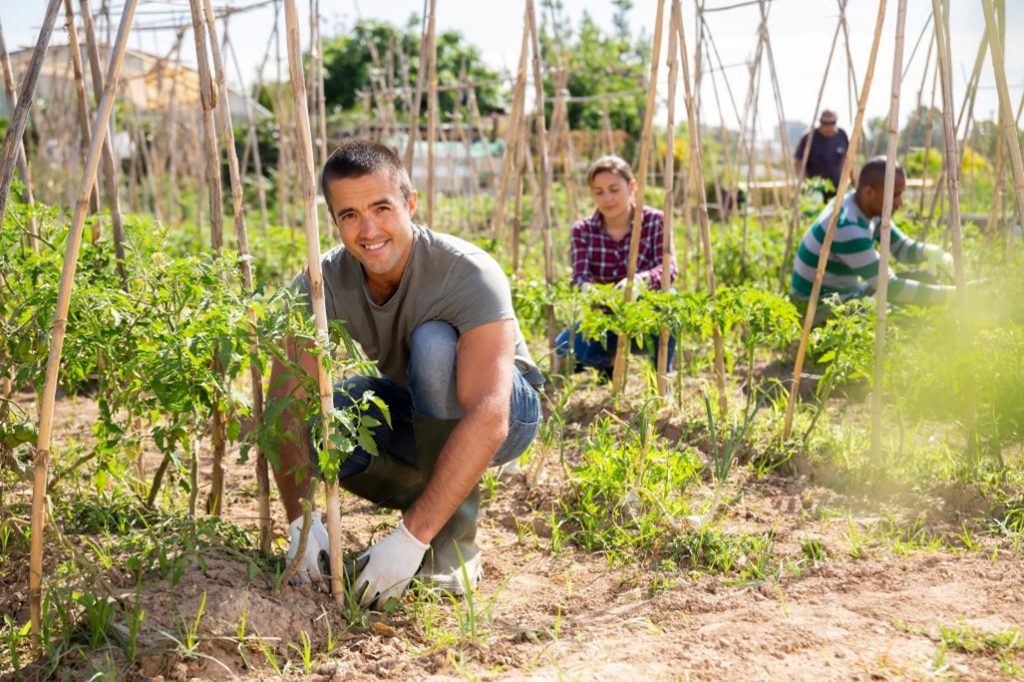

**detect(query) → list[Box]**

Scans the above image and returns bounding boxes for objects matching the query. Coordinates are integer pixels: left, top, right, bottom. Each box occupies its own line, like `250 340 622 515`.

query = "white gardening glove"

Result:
285 515 331 585
353 521 429 608
614 273 645 290
923 244 954 279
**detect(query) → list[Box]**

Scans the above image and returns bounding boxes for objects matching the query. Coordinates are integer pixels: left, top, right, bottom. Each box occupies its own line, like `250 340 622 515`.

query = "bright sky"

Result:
3 1 1022 136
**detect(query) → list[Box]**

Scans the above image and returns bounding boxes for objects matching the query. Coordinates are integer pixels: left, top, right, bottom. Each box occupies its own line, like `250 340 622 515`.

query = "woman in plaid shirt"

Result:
556 155 678 379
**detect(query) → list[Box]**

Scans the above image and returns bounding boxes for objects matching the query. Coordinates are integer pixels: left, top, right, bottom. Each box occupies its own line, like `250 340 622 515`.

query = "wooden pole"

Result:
671 0 728 413
656 5 679 396
610 0 664 394
0 0 61 231
226 26 270 232
186 0 228 518
932 0 975 457
981 0 1024 229
201 0 271 549
489 13 530 243
782 0 888 441
425 0 437 229
525 0 557 362
785 10 844 285
0 21 39 248
78 0 128 289
29 0 137 646
62 0 101 225
403 8 429 171
282 0 343 602
870 0 907 465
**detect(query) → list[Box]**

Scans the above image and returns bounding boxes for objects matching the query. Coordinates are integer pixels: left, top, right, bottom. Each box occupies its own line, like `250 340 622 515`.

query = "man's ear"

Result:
406 189 419 217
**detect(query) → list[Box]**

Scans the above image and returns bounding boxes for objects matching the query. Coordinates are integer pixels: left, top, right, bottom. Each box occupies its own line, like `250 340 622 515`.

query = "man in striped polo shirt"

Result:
791 157 956 308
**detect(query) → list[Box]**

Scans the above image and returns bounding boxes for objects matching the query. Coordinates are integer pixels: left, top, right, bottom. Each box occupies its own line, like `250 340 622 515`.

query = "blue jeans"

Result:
328 321 541 480
554 326 676 373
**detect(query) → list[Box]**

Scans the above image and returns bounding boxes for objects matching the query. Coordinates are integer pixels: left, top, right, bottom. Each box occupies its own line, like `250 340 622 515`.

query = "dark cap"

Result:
819 109 838 125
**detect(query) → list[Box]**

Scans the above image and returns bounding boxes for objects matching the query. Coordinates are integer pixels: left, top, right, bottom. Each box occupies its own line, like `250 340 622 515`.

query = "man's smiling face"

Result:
327 171 418 287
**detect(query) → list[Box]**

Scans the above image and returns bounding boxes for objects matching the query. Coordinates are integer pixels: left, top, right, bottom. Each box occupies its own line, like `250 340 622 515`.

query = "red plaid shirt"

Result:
570 206 677 290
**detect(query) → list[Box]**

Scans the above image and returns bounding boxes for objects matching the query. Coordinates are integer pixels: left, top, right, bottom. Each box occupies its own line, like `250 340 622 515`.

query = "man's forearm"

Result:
269 417 314 523
402 406 507 544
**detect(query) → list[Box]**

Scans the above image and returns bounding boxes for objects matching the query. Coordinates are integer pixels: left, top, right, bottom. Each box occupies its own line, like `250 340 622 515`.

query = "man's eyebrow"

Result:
334 197 396 216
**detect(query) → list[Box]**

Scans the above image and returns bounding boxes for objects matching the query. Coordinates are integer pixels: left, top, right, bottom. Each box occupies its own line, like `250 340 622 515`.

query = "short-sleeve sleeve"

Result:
442 253 515 333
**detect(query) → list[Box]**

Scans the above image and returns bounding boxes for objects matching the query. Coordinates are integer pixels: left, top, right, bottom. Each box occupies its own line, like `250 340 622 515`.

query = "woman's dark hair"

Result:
586 155 635 187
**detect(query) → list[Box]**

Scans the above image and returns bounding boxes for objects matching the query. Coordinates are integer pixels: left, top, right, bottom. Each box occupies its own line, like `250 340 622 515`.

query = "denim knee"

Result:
407 320 461 419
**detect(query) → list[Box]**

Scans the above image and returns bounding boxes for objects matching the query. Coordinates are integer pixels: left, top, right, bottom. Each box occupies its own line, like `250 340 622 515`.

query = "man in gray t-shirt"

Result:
270 139 542 608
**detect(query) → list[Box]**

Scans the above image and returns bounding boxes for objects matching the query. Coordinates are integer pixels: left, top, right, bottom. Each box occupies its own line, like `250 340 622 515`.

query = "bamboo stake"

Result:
226 25 270 232
610 0 664 394
63 0 101 225
403 7 429 171
78 0 128 289
282 0 343 602
981 0 1024 229
201 0 270 547
525 0 557 363
759 0 793 184
656 5 679 396
0 21 39 248
490 13 530 243
919 63 938 222
672 0 727 413
931 0 975 457
785 9 843 285
0 0 61 233
185 0 229 518
869 0 907 465
782 0 888 441
30 0 137 646
511 116 526 275
425 0 437 229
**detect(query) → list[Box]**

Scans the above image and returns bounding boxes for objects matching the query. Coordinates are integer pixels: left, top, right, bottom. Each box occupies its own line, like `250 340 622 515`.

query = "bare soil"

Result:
4 390 1023 681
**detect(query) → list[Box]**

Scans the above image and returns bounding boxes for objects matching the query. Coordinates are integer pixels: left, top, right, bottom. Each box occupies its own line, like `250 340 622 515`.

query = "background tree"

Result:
319 17 501 123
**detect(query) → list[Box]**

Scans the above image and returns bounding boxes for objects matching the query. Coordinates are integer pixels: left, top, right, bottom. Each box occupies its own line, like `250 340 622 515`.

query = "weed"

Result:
800 536 827 565
287 630 314 674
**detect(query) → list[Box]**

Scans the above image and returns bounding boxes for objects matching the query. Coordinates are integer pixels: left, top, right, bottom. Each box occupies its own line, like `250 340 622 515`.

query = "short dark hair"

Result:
857 155 905 190
320 139 413 208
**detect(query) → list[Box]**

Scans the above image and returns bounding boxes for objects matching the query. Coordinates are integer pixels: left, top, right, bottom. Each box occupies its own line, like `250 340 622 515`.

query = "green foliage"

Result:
319 19 500 120
559 416 704 564
540 6 649 140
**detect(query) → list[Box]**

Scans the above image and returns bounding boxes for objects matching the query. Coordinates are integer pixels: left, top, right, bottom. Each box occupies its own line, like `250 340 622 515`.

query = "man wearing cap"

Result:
794 109 850 199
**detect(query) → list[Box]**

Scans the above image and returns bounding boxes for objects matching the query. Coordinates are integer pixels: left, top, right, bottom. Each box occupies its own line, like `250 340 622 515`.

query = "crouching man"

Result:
269 140 544 607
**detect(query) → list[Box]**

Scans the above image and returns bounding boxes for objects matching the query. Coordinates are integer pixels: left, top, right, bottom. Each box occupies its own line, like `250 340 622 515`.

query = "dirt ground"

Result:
4 391 1024 681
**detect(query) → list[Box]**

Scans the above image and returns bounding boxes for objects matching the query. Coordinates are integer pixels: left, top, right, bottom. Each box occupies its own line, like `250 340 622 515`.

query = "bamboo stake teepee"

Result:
610 0 664 394
525 0 557 362
186 0 229 516
29 0 138 645
0 21 39 248
281 0 344 602
672 0 728 413
869 0 907 465
656 4 679 396
931 0 974 457
200 0 271 548
78 0 128 289
782 0 888 441
0 0 61 232
981 0 1024 229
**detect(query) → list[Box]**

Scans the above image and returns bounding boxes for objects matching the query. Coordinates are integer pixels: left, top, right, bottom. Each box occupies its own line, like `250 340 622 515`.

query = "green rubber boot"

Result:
417 483 482 596
339 450 424 509
409 412 482 596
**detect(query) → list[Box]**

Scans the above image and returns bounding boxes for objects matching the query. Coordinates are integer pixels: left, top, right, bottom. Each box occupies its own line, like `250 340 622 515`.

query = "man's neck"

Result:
852 191 877 221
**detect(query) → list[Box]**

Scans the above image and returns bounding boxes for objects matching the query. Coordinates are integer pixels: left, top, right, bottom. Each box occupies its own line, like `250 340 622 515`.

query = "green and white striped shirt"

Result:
790 191 953 305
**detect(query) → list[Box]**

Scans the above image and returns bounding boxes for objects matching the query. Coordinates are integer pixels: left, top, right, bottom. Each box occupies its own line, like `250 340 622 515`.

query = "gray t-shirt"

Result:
293 224 543 389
